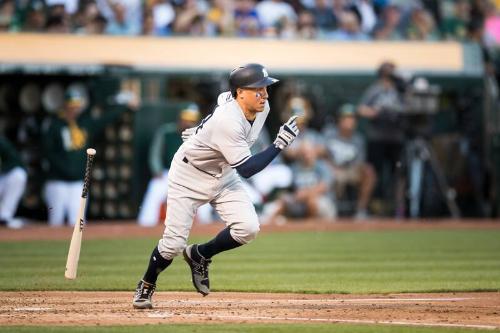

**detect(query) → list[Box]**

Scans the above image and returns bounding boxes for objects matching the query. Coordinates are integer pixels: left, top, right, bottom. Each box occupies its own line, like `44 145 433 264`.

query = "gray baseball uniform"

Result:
157 92 270 260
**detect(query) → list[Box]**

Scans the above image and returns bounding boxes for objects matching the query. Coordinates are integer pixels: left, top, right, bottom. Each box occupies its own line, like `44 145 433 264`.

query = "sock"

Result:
142 246 172 284
197 227 242 259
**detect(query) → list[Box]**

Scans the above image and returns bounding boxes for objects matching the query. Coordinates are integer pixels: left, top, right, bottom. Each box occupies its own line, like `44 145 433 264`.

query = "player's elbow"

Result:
235 164 254 178
237 169 253 179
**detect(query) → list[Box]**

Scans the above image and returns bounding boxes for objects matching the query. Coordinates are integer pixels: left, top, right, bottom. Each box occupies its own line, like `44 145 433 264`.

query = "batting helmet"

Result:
229 63 279 97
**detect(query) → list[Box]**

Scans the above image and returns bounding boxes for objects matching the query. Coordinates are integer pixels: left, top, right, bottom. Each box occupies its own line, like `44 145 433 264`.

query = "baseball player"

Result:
133 63 300 309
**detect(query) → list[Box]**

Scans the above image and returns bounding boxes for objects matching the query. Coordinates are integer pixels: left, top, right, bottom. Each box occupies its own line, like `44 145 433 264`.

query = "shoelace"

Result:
194 257 212 278
136 282 155 299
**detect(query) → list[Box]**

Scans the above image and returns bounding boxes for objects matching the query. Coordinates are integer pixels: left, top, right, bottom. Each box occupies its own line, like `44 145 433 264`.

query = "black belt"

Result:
183 157 221 178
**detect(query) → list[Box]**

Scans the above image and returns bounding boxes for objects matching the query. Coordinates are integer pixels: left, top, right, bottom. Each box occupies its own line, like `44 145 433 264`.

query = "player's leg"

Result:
137 171 169 227
134 160 211 308
184 177 259 296
356 163 377 218
44 181 67 227
134 189 202 309
0 167 27 227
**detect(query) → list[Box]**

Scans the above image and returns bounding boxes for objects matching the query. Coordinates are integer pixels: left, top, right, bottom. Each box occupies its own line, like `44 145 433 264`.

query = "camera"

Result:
404 77 441 115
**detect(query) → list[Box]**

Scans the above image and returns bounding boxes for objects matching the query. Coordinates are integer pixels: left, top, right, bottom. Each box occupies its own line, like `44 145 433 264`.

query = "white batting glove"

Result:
181 127 197 142
274 115 299 150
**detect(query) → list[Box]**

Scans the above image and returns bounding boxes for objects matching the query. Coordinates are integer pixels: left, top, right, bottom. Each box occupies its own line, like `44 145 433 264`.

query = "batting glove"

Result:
181 127 197 142
274 115 299 150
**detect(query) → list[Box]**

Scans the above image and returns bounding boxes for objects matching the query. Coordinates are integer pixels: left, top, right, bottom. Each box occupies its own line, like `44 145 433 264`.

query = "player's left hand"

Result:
181 127 197 142
274 115 299 150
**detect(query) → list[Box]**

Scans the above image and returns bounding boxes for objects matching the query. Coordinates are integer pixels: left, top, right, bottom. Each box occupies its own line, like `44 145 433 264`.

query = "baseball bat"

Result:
64 148 96 280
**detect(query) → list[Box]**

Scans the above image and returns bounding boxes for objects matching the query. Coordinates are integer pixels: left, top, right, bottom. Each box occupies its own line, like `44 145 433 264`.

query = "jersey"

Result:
181 91 270 177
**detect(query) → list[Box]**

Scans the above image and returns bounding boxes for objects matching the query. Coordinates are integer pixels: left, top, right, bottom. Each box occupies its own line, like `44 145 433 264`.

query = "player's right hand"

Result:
274 115 299 150
181 127 197 142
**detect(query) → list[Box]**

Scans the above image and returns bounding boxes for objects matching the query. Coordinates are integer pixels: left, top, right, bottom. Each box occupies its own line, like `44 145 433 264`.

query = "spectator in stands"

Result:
484 0 500 46
147 0 175 36
106 2 139 35
357 61 405 210
256 0 297 30
75 1 107 35
206 0 235 36
406 6 439 40
295 10 317 38
0 135 28 229
172 0 208 35
46 0 79 16
323 104 376 219
45 14 70 33
263 140 336 224
441 0 471 41
23 0 47 33
332 0 348 20
234 0 261 37
42 87 138 227
0 0 14 32
82 13 107 34
97 0 142 35
47 3 67 19
350 0 377 34
137 105 201 227
324 10 369 40
373 4 404 40
311 0 337 34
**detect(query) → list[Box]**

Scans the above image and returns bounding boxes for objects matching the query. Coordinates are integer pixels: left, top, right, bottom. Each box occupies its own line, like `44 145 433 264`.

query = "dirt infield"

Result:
2 291 500 329
2 221 500 329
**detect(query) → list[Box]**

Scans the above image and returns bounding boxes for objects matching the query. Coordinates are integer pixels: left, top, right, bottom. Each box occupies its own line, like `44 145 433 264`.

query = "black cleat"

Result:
183 244 211 296
133 280 156 309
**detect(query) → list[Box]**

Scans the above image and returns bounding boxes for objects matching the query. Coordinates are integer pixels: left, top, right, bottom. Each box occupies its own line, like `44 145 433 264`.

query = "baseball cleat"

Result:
133 280 156 309
183 244 211 296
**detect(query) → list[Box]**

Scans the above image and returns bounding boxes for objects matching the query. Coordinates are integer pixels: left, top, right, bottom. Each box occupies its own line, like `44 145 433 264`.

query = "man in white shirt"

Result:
133 63 299 309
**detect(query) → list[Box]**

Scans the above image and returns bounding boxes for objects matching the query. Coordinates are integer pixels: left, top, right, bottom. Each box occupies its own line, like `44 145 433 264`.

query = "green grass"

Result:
0 324 498 333
1 230 500 293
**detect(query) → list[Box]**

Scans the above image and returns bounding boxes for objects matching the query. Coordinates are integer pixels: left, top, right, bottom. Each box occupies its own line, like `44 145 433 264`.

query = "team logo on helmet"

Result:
262 68 268 77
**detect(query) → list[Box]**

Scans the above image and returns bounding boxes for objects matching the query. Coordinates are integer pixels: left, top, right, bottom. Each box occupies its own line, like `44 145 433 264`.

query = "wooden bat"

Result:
65 148 96 280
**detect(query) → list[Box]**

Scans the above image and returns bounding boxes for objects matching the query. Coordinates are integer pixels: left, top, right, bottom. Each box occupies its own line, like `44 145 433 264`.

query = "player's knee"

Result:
158 237 187 260
233 221 260 244
246 223 260 241
9 167 27 186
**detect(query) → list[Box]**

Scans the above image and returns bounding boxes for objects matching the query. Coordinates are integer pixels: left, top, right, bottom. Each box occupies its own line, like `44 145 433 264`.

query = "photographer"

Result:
357 61 406 213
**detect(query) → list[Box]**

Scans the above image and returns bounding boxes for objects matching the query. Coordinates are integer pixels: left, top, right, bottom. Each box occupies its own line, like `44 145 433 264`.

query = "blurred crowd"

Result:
0 0 499 47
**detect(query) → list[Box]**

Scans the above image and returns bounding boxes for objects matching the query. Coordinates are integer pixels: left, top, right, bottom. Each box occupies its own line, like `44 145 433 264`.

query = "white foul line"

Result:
14 307 53 312
147 312 498 330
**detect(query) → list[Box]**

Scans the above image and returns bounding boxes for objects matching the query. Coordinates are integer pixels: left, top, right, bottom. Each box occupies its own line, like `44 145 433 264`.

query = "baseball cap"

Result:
65 88 84 106
179 104 201 122
338 103 356 117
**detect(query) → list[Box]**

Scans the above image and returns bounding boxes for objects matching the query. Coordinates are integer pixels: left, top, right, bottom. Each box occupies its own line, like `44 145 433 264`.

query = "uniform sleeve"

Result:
212 118 251 168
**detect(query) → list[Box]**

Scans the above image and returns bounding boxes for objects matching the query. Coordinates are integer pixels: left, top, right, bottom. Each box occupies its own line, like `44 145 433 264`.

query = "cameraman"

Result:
357 61 406 213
